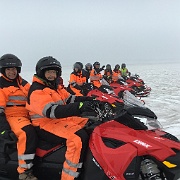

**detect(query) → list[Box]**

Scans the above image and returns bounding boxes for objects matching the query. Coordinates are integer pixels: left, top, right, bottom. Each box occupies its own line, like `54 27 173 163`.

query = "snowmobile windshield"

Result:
146 118 163 130
101 78 110 86
100 79 117 95
118 76 128 85
134 116 163 130
104 87 115 95
123 90 145 108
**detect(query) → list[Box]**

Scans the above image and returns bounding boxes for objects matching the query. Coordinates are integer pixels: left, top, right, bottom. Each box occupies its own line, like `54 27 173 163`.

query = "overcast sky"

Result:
0 0 180 69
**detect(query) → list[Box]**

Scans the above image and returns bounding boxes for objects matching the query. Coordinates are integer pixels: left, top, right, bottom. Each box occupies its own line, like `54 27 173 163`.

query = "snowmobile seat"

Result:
34 127 66 158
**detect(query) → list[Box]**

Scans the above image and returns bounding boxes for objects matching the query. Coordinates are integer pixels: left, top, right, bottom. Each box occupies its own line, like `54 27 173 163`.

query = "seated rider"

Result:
103 64 113 84
26 56 96 180
84 63 92 83
120 63 130 79
0 54 38 180
112 64 121 82
90 61 105 88
68 62 87 96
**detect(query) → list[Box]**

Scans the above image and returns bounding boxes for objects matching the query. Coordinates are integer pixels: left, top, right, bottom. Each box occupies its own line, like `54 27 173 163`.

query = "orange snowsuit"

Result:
90 69 102 88
0 75 37 174
112 70 121 82
69 71 86 96
104 69 112 77
26 75 89 180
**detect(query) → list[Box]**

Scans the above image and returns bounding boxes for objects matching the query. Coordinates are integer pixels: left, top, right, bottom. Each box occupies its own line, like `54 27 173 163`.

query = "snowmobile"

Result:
66 81 126 116
109 81 136 98
78 81 145 108
0 96 180 180
110 75 150 98
125 75 151 97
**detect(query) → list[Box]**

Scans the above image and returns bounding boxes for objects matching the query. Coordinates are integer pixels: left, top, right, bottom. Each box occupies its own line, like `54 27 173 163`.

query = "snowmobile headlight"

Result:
163 161 177 168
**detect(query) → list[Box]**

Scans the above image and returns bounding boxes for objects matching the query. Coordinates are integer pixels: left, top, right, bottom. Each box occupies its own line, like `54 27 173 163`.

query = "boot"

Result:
19 170 38 180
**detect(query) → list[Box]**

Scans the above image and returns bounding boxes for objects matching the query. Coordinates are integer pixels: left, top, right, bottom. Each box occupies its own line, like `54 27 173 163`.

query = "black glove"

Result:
99 65 105 72
85 96 96 101
0 112 11 131
101 65 105 70
79 101 95 113
0 130 16 140
74 84 82 90
75 96 95 102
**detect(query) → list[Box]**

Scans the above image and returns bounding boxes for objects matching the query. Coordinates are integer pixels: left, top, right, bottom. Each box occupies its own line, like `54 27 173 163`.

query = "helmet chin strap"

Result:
74 69 81 74
94 67 100 71
43 77 58 89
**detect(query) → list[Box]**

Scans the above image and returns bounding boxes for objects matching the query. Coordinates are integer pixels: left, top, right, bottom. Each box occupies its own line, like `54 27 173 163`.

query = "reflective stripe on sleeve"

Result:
66 159 83 168
55 100 65 105
0 107 4 113
50 104 58 118
69 95 76 103
62 168 80 178
42 102 55 116
18 153 35 160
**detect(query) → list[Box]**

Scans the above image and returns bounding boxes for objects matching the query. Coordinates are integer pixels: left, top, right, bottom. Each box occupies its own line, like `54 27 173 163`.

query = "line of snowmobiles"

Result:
103 74 151 97
0 89 180 180
79 81 145 107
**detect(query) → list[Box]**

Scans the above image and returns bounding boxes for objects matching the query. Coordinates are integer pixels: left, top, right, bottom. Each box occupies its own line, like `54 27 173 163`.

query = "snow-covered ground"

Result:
130 62 180 139
22 62 180 139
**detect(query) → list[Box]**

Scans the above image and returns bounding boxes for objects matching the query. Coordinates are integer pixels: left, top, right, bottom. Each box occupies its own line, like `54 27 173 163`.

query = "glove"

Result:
99 65 105 72
79 101 95 113
85 96 96 101
0 130 15 140
75 96 95 102
101 65 105 70
74 84 82 90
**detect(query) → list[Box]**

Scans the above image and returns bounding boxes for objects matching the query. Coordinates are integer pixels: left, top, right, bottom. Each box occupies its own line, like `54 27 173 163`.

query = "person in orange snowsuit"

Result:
103 64 113 84
112 64 121 82
90 61 105 88
68 62 87 96
26 56 95 180
0 54 38 180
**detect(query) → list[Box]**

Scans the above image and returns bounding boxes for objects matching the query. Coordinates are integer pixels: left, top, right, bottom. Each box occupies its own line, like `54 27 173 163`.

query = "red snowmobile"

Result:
125 74 151 97
0 98 180 180
67 82 125 109
109 81 136 98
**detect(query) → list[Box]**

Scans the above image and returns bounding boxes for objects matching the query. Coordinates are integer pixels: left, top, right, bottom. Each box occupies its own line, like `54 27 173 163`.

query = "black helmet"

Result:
93 61 100 68
73 62 82 73
115 64 120 70
36 56 62 78
76 62 83 69
121 63 126 69
0 54 22 73
106 64 111 70
85 63 92 71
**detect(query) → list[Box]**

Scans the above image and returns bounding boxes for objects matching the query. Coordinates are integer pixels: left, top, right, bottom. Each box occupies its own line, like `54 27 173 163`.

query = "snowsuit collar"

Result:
32 74 58 90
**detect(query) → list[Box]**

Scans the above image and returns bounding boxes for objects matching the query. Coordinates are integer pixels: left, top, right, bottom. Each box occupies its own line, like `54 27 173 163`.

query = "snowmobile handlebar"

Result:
81 100 116 122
